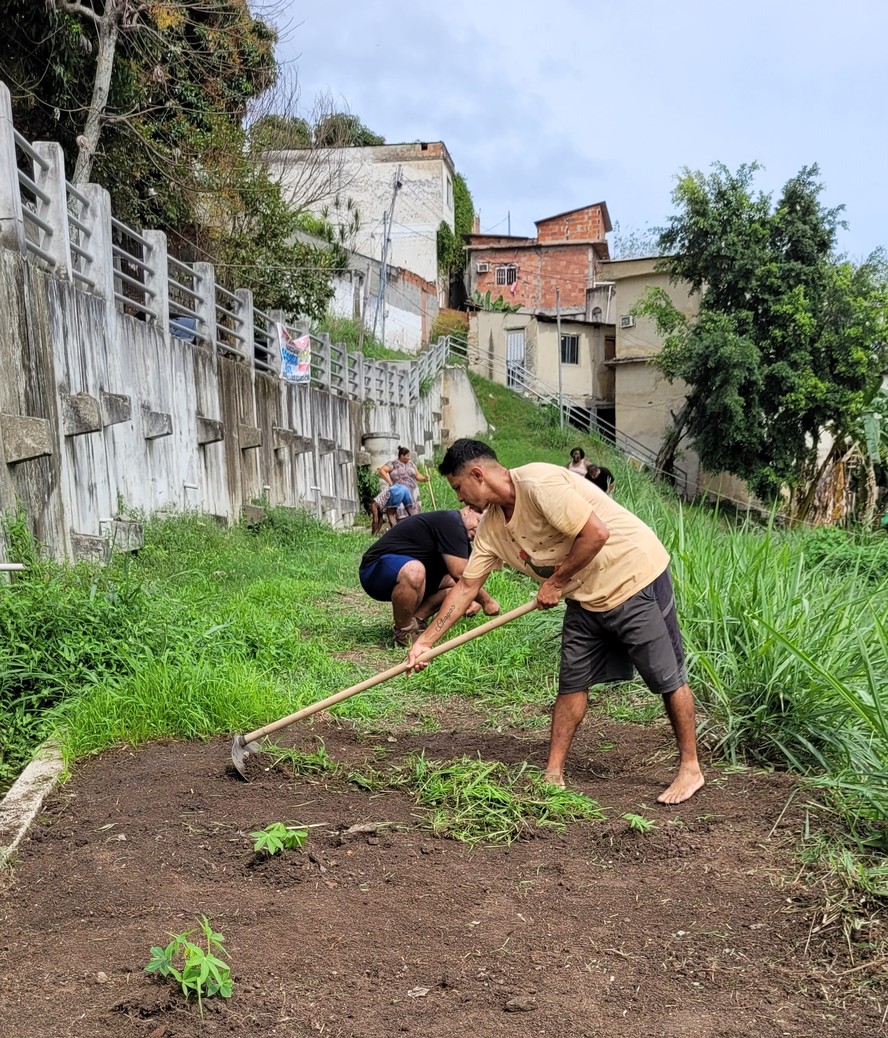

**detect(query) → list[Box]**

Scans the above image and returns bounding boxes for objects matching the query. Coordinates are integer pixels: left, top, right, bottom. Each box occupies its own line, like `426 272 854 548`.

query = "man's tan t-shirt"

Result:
462 463 669 612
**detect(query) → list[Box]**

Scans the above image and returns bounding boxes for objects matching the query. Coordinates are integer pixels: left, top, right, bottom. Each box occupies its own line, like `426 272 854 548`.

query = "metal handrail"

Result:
65 181 90 208
17 170 51 206
110 216 151 249
12 130 50 169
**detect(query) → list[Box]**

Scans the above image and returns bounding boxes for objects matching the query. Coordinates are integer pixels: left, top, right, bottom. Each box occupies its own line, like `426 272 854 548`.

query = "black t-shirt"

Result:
360 510 470 589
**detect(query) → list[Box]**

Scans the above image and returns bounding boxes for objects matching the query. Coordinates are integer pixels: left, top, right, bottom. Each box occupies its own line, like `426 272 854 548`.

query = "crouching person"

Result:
359 508 500 646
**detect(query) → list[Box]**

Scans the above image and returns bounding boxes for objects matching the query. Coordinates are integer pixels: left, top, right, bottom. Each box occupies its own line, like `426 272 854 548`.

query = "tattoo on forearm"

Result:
434 605 456 633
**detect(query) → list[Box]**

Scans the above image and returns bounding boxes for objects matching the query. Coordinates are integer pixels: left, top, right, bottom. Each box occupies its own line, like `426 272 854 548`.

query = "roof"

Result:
464 236 537 249
535 202 613 234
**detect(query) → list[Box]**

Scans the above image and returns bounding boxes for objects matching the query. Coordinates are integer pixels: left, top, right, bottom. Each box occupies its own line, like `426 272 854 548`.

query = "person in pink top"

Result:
566 447 591 475
379 446 430 514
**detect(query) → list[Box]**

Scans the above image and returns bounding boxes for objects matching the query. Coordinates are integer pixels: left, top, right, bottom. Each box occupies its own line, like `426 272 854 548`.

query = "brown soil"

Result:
0 711 881 1038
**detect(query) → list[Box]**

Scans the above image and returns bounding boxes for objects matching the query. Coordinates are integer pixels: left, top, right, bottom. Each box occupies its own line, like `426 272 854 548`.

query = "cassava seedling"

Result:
250 821 308 856
145 915 232 1016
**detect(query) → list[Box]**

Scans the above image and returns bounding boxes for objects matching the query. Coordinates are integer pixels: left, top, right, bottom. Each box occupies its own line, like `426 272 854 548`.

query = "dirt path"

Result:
0 713 878 1037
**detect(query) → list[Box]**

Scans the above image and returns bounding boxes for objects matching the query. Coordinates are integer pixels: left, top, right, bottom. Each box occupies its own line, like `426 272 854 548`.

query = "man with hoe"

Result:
406 439 705 805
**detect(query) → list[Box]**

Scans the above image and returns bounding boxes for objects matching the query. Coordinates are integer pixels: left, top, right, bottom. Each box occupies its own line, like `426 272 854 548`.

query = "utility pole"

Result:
556 287 564 430
507 210 511 236
371 165 403 344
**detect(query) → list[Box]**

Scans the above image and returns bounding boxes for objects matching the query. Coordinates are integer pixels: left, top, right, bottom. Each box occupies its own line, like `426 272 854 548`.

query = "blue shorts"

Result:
359 554 416 601
386 484 413 508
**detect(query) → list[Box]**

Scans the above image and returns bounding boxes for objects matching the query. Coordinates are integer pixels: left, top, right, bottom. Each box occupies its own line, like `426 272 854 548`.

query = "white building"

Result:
267 142 456 352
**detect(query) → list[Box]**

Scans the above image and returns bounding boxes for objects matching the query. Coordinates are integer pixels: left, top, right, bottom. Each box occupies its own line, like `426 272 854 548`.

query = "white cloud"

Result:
274 0 888 256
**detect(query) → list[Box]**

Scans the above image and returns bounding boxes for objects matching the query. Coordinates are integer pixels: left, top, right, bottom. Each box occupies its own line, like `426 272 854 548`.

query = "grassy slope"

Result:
3 373 888 846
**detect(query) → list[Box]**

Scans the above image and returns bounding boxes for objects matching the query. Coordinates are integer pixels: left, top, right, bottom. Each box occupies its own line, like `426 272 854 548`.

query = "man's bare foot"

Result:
483 598 501 616
466 602 481 617
656 763 705 805
543 769 566 789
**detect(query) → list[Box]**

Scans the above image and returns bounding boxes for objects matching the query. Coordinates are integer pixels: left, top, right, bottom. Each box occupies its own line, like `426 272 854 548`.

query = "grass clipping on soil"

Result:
348 754 605 844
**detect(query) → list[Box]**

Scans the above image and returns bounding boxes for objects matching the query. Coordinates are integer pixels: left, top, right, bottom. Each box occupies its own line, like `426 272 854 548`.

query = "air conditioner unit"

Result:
620 315 635 329
476 262 490 273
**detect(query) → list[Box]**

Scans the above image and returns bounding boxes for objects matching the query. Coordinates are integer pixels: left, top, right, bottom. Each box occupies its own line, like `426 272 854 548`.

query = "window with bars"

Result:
495 265 518 285
561 334 579 365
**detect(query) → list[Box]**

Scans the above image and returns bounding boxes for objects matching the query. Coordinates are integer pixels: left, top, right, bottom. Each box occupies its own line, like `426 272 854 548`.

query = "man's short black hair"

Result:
438 438 498 477
586 465 614 492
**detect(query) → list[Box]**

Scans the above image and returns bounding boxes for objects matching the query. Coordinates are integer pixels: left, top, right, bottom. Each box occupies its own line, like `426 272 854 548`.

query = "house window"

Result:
561 334 580 365
446 175 453 207
495 265 518 286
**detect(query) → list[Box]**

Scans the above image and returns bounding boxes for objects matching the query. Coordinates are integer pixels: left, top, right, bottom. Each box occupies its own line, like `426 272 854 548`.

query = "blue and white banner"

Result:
277 323 311 384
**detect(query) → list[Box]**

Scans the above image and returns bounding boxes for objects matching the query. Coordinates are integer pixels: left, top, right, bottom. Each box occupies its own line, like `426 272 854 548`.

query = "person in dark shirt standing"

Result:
360 508 500 645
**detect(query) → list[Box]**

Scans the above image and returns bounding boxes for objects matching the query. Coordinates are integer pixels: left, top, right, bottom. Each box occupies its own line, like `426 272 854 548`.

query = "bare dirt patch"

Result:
0 716 880 1037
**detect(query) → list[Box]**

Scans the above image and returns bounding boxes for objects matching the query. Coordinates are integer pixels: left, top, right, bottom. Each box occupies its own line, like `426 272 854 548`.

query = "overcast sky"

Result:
275 1 886 259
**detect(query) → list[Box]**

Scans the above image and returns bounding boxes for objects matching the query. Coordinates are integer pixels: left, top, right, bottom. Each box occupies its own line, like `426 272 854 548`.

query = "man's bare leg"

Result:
658 683 705 804
390 561 426 631
544 690 589 787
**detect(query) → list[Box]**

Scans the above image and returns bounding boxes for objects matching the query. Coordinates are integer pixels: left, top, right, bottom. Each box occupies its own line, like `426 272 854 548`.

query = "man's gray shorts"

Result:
558 568 688 696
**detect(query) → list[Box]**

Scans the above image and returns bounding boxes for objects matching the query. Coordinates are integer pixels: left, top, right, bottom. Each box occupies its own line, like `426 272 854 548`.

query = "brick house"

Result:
464 202 612 311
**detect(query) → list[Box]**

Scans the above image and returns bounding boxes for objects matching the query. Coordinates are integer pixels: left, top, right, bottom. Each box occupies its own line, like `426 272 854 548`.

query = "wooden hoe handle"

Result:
240 599 539 745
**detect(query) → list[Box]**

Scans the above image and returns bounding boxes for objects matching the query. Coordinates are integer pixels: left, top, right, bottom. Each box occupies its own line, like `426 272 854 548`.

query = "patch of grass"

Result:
312 314 414 361
398 754 604 844
602 684 663 725
267 742 337 776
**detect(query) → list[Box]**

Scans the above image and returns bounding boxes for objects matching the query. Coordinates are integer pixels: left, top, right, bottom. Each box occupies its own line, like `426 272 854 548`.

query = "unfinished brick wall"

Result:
536 205 608 244
466 204 610 312
469 244 596 310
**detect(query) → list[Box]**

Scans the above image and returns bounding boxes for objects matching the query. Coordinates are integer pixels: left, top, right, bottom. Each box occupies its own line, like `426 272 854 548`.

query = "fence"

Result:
0 81 449 408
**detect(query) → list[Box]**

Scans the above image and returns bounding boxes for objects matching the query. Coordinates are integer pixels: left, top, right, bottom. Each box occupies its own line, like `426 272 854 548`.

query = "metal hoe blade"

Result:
230 734 262 780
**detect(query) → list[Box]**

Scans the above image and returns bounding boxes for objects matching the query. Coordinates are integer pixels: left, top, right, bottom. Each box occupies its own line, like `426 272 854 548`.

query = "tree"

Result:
2 1 277 214
609 221 661 260
1 2 348 318
313 112 384 147
635 163 888 504
437 172 474 280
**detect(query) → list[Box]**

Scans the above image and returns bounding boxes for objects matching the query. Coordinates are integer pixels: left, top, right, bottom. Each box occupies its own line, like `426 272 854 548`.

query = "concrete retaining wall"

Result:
0 247 457 560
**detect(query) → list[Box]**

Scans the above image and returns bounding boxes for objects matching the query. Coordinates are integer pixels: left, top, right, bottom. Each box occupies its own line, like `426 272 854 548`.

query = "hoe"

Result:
230 599 538 778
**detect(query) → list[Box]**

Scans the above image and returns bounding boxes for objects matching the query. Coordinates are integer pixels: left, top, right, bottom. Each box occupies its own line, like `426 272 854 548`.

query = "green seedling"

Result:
250 822 308 856
145 915 232 1016
623 812 656 834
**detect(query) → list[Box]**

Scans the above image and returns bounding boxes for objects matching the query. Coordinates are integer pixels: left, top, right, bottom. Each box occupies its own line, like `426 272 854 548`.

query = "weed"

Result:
250 822 308 856
145 916 232 1016
404 755 604 844
623 812 656 834
268 742 337 776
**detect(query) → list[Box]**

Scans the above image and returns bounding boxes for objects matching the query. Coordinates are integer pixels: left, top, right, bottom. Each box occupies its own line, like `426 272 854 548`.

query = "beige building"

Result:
468 280 617 428
602 256 754 503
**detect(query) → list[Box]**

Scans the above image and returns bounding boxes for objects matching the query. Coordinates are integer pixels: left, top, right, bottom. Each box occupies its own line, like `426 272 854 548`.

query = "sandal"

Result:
393 619 421 647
